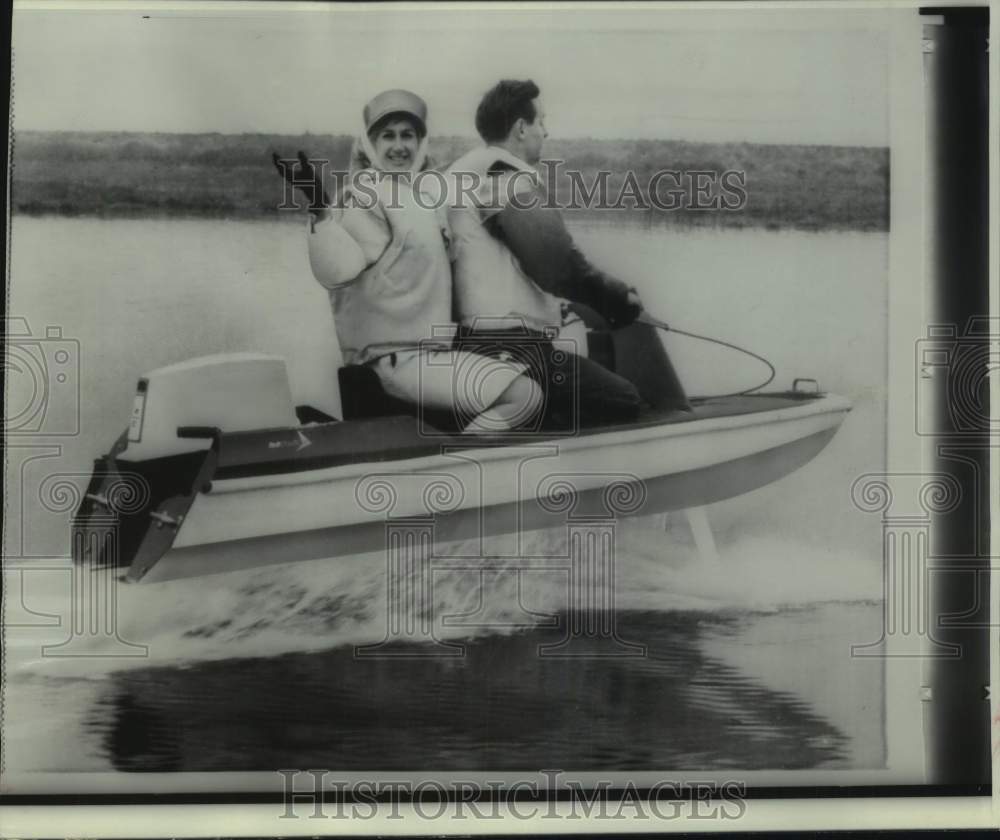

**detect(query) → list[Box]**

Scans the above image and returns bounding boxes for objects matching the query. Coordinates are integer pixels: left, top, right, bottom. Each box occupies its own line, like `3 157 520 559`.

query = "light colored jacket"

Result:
307 147 454 365
446 146 564 332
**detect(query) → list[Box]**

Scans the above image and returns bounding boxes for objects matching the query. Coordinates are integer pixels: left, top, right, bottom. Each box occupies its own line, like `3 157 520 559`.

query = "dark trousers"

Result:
455 327 641 431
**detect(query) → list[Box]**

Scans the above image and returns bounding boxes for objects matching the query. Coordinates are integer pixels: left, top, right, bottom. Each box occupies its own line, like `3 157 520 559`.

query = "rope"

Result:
637 314 776 399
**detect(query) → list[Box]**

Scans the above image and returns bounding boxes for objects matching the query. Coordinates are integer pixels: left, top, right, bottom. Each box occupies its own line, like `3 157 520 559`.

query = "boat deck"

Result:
210 392 825 481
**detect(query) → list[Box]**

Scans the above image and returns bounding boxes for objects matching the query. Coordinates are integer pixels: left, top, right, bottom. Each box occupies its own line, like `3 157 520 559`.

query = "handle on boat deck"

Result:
177 426 222 440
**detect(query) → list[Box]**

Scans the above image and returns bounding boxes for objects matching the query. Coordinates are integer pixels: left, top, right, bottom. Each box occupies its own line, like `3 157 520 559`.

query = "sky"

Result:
11 4 896 145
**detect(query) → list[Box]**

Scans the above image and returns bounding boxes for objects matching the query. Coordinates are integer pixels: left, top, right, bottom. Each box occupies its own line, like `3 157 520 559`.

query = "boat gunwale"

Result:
202 392 852 495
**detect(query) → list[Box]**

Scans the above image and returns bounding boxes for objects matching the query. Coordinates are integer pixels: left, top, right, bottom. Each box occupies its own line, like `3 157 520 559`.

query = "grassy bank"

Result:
11 131 888 232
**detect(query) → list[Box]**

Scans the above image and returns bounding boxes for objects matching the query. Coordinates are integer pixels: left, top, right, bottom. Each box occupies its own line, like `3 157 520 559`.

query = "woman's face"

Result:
370 118 420 171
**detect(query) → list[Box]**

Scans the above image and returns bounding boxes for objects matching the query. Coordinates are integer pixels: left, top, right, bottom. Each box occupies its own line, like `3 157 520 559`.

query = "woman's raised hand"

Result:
271 150 331 213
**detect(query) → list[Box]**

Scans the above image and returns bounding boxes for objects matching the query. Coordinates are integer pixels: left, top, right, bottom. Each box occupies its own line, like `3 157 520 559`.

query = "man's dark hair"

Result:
475 80 541 144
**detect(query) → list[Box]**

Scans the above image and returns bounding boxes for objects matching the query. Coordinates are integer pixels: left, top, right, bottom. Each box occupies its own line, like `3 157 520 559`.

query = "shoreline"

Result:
10 207 887 234
11 130 890 234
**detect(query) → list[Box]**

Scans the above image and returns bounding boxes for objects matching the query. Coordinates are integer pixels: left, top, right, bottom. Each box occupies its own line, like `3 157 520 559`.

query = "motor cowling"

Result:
117 353 299 462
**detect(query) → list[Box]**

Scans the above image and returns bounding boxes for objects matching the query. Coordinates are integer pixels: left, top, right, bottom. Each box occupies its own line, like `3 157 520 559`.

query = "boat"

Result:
71 320 851 583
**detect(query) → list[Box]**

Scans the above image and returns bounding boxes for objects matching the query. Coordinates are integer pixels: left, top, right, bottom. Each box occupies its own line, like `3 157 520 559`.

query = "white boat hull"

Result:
136 394 849 582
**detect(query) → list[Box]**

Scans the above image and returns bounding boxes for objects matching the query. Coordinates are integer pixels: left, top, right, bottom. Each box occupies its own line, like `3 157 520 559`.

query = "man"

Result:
446 79 645 430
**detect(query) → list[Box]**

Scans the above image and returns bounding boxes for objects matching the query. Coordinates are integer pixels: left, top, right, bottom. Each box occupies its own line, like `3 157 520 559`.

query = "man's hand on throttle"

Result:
605 282 643 328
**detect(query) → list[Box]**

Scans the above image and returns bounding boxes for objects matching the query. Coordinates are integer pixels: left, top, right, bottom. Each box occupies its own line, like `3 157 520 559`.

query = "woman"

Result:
281 89 541 434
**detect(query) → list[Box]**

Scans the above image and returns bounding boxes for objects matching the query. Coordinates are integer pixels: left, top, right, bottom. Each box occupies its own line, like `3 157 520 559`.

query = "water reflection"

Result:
90 611 850 772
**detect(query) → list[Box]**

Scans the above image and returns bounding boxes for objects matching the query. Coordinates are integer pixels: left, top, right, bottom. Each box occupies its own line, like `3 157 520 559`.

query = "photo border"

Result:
1 0 995 833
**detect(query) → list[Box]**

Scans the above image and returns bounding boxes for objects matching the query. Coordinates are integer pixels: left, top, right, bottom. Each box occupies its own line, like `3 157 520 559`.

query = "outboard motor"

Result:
72 354 299 579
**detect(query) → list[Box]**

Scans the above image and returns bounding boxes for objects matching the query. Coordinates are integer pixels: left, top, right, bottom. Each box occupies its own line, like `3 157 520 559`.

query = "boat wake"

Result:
8 516 881 677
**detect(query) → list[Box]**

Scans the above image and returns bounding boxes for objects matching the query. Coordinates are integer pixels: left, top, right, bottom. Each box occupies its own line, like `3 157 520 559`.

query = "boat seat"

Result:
337 364 462 432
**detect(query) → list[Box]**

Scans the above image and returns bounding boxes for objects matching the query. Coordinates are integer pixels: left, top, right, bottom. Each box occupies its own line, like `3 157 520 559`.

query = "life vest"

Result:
446 146 564 332
308 172 454 365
